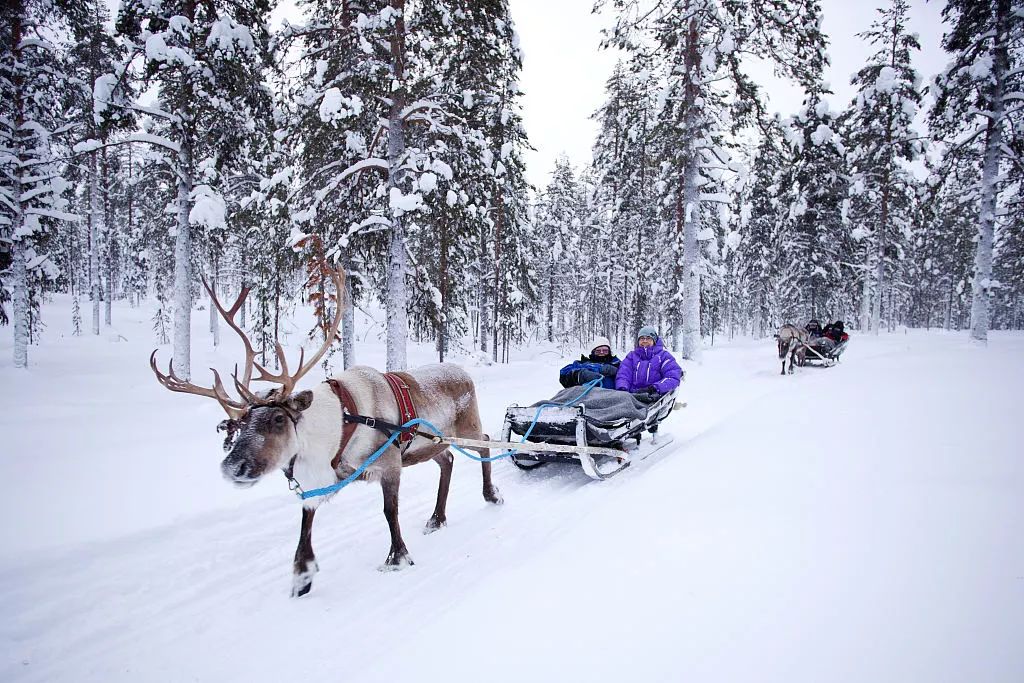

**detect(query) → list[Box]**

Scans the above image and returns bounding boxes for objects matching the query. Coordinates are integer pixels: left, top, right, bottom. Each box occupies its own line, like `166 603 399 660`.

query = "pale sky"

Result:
509 0 948 190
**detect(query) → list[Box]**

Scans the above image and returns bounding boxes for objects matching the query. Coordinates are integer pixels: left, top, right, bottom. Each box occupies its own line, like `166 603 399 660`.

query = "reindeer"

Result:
775 324 809 375
150 266 503 597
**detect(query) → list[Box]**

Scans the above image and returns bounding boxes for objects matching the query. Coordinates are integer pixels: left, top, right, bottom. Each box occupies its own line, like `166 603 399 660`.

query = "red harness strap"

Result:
326 379 359 470
383 372 418 443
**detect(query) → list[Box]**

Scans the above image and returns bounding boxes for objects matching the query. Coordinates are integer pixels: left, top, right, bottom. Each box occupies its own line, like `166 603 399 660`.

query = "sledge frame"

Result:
498 390 679 481
800 339 849 367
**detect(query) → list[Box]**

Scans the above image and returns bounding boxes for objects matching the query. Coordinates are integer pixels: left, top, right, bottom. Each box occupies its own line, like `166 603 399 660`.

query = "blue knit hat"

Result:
637 325 658 341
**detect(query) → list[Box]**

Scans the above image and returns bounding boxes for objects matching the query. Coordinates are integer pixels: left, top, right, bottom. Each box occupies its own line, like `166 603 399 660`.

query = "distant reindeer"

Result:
775 324 808 375
150 266 503 597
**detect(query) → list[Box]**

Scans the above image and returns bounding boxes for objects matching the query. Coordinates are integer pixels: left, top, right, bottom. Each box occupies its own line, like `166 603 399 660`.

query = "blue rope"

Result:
299 378 603 500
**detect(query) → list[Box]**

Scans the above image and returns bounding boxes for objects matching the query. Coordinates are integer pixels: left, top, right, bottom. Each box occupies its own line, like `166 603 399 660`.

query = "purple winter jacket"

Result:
615 338 683 394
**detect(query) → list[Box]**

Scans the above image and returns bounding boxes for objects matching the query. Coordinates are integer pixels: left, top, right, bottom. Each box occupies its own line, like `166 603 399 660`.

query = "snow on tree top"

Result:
875 66 898 92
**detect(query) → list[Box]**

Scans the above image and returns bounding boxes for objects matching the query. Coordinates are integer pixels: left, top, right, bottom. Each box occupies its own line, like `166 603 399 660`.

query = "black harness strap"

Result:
342 413 436 445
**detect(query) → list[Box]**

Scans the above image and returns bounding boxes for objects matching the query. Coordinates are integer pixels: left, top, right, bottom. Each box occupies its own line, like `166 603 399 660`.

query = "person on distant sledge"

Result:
810 320 849 356
559 336 622 389
803 319 850 359
615 326 683 404
824 320 849 344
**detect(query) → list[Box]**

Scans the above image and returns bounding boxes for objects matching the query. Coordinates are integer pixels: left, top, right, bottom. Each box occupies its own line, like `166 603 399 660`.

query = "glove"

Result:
632 386 659 403
577 369 602 385
599 364 618 378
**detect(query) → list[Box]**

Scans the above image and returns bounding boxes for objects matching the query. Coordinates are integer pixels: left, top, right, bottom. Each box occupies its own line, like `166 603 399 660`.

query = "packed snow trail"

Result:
1 304 1021 682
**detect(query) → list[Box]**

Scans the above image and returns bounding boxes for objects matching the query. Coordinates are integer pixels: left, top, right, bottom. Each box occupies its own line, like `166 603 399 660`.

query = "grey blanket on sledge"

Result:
530 386 648 424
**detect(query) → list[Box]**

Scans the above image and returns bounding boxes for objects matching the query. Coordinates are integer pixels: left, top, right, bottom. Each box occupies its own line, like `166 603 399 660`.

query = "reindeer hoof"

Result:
381 549 414 571
484 486 504 505
291 560 318 597
424 515 447 534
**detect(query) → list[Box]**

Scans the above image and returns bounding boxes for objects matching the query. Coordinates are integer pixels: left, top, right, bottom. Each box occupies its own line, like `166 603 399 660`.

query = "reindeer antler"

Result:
243 266 346 399
149 351 249 420
150 266 347 414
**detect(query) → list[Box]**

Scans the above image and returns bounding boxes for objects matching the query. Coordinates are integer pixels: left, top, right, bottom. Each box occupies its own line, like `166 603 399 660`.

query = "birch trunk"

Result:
173 149 193 378
970 0 1009 344
384 0 408 372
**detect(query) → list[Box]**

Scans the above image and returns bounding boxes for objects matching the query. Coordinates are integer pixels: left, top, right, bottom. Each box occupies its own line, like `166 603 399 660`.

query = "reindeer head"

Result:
218 390 315 487
151 267 345 488
775 331 788 359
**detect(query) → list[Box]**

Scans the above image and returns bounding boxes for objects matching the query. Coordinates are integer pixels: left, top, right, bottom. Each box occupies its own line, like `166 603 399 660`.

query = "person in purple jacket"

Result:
615 325 683 403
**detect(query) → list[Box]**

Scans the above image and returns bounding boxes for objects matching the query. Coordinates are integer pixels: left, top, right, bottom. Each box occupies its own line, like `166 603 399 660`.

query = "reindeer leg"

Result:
291 506 319 597
381 468 413 570
477 435 504 505
425 450 454 533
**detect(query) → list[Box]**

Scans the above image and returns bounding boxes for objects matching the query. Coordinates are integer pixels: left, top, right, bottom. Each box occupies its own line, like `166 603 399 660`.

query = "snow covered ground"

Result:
1 297 1022 682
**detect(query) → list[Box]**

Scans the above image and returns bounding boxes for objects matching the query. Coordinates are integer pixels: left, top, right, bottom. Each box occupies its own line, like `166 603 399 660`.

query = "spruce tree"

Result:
845 0 924 333
931 0 1023 343
103 0 276 377
600 0 828 358
1 0 82 367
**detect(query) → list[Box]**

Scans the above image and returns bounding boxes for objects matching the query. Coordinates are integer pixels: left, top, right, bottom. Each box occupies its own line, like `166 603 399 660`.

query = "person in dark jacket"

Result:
824 320 849 343
812 320 850 357
559 336 621 389
615 326 683 403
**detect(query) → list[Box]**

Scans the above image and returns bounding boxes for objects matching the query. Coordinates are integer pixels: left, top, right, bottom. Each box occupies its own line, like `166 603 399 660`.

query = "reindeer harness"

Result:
325 373 420 467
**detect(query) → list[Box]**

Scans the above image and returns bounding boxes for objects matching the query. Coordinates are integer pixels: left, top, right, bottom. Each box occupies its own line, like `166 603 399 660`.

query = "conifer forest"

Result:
2 0 1022 372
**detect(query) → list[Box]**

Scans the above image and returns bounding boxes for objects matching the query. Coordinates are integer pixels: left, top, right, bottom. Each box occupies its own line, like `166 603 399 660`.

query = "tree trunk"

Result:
385 0 409 372
970 0 1009 344
478 222 489 354
89 154 102 336
102 148 113 327
342 273 354 369
491 186 504 362
172 147 193 379
9 7 28 367
678 16 702 360
209 258 219 347
11 236 29 368
437 220 448 363
860 255 872 331
872 188 888 335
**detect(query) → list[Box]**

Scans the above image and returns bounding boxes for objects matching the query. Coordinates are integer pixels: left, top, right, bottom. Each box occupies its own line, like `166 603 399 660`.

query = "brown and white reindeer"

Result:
150 266 503 597
775 324 809 375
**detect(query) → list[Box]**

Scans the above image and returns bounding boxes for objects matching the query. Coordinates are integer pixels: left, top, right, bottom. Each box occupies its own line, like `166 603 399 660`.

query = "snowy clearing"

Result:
1 298 1022 682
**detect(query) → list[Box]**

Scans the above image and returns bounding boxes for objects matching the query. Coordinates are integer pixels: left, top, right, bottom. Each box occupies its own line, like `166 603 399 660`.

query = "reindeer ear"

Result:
289 391 314 412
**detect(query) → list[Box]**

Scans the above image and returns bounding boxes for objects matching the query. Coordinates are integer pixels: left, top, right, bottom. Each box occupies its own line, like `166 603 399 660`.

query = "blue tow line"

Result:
299 378 603 500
